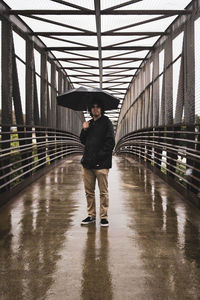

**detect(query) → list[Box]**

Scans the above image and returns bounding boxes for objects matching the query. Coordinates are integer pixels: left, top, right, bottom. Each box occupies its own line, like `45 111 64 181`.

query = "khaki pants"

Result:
81 166 109 219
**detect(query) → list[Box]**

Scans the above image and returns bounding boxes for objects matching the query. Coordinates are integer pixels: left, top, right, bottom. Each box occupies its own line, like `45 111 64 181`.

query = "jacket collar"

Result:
92 114 103 122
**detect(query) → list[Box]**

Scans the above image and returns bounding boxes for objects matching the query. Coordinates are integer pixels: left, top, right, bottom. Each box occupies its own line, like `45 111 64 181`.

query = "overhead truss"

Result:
6 0 190 120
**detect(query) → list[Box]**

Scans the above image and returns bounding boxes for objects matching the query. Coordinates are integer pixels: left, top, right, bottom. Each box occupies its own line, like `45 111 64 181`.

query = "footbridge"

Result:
0 0 200 299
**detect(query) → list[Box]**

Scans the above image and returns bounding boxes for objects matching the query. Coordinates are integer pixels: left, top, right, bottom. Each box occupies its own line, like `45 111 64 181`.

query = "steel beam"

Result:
12 41 24 125
41 51 48 126
152 53 159 127
33 31 166 36
26 39 34 125
164 37 173 125
175 53 184 123
9 10 190 15
1 19 13 126
51 63 57 128
45 46 153 51
53 58 145 61
183 18 195 124
94 0 102 88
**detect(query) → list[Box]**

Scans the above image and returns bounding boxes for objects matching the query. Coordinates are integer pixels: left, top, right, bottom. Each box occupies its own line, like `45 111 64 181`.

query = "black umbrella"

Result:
56 86 120 111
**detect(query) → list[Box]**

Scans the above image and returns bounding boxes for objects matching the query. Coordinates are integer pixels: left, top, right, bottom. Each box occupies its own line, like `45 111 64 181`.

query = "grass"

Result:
3 129 52 188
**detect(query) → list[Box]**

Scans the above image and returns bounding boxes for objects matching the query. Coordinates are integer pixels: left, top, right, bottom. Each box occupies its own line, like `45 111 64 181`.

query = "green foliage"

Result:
9 129 23 187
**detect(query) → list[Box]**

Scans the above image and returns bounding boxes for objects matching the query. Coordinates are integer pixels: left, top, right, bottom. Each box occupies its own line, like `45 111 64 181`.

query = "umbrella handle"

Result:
87 105 91 120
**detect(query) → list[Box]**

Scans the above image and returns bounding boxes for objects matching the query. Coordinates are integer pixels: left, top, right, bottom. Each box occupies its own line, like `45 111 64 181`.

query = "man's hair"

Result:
88 100 105 117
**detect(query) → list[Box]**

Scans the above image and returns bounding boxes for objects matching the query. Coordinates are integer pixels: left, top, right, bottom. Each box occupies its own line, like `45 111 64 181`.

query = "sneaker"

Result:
81 216 96 225
100 218 109 227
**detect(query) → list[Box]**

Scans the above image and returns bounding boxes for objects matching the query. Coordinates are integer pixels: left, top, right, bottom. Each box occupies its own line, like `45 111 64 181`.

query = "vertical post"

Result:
51 62 56 129
149 85 153 127
60 73 65 156
13 43 24 126
175 54 184 124
33 66 40 126
46 69 52 164
56 70 62 131
0 19 13 191
41 51 48 127
160 64 165 126
144 62 150 128
46 69 51 129
65 80 70 133
12 39 31 182
33 67 41 169
37 50 48 169
1 20 12 126
62 75 68 157
152 51 162 169
49 62 57 162
152 52 159 127
26 39 34 126
184 18 195 124
24 38 34 177
63 75 67 132
142 94 145 129
56 70 63 159
183 17 196 192
134 102 138 131
163 35 176 176
154 126 162 170
164 36 173 125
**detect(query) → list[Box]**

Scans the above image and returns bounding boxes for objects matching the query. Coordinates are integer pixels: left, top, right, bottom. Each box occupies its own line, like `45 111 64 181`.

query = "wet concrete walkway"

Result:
0 154 200 300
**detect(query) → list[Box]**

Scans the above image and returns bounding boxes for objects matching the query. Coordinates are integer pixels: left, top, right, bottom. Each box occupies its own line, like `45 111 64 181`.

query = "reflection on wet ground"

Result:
0 154 200 300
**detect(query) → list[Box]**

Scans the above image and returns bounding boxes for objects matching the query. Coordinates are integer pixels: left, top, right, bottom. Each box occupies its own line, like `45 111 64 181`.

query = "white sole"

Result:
100 223 109 227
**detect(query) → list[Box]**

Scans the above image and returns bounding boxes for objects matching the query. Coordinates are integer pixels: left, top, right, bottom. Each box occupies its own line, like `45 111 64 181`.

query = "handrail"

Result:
0 125 83 193
114 124 200 200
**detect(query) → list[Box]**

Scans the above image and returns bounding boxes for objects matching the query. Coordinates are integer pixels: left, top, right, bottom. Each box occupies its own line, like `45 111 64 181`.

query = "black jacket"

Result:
79 115 115 169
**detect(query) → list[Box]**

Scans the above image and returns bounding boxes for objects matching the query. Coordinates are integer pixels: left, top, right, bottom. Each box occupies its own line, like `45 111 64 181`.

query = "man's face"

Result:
91 104 102 117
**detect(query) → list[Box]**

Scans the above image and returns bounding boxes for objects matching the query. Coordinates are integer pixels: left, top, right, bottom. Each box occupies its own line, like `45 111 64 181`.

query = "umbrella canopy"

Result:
56 86 120 111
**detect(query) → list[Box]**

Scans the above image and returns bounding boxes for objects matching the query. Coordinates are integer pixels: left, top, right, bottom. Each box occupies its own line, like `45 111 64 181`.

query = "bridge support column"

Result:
183 17 196 193
24 38 34 177
0 19 13 191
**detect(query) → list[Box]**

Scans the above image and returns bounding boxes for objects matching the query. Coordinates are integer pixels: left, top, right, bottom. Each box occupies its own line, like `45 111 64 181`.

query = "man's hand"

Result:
83 121 90 130
80 121 90 144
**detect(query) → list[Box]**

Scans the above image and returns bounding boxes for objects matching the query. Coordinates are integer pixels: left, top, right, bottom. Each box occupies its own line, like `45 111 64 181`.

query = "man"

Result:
79 99 115 227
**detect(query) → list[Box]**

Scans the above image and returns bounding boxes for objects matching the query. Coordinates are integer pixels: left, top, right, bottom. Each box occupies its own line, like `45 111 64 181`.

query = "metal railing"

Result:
0 124 84 193
114 124 200 204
